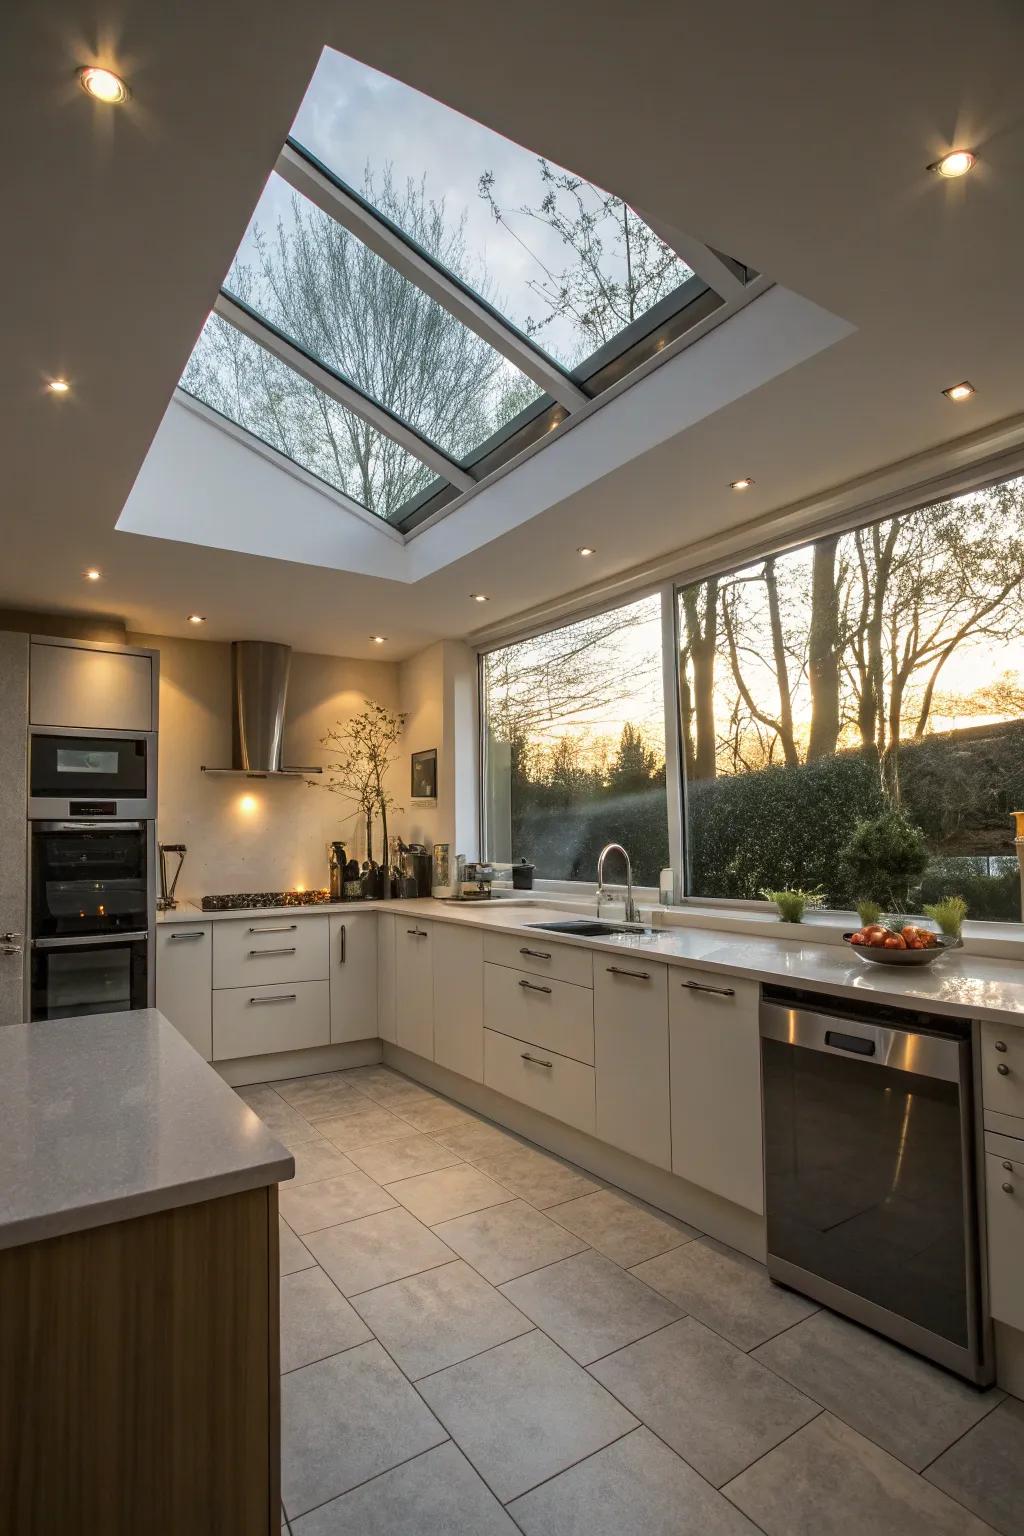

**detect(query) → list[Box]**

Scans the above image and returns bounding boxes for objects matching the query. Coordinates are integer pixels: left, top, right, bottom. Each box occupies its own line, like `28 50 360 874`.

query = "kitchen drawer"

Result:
986 1148 1024 1332
484 1027 595 1136
212 979 330 1061
212 914 329 989
484 931 593 988
484 961 594 1064
979 1022 1024 1119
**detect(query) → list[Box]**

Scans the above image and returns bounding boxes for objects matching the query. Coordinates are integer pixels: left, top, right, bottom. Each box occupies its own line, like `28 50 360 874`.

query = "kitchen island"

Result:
0 1008 293 1536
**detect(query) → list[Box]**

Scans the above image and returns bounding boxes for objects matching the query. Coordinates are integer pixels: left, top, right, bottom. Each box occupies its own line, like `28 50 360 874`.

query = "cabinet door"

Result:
433 925 484 1082
669 970 763 1213
156 923 213 1059
980 1023 1024 1120
987 1150 1024 1331
0 632 28 1026
377 913 397 1044
30 640 154 730
329 912 378 1043
395 920 434 1060
594 958 670 1170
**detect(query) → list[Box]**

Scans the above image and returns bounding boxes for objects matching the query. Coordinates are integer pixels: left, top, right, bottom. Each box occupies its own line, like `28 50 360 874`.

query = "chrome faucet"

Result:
596 843 639 924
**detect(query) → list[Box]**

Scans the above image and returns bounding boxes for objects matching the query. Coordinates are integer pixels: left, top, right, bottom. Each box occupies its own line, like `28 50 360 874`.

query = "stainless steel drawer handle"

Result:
169 930 206 941
248 923 298 933
680 979 735 997
1002 1181 1015 1194
338 924 346 964
521 1052 553 1068
407 928 428 937
994 1040 1008 1052
607 966 651 980
519 947 552 960
248 946 297 957
997 1063 1011 1076
249 993 297 1005
518 979 553 994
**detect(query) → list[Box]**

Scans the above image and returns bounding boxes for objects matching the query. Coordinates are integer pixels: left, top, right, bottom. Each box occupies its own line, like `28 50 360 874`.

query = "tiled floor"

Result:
237 1065 1022 1536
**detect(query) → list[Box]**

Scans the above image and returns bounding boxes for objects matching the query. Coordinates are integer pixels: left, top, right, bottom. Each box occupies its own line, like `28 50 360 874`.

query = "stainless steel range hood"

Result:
201 641 321 778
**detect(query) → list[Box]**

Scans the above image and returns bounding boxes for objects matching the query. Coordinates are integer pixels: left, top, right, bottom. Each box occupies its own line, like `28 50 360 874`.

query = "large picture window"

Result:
482 595 669 885
678 475 1024 921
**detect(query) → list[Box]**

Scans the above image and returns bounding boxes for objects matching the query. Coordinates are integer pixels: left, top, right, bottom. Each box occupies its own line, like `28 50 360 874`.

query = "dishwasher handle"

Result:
759 1000 963 1083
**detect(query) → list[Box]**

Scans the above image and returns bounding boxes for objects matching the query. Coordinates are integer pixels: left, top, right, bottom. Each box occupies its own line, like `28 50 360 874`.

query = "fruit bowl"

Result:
841 933 958 966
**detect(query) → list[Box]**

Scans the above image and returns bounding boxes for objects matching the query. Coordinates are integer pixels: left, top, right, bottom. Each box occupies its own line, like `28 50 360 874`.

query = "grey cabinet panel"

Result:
30 641 155 730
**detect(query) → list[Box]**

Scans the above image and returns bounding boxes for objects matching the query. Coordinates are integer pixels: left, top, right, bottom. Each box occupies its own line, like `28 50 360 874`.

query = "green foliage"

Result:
763 889 821 923
838 811 929 908
919 863 1019 921
922 895 968 937
855 898 883 926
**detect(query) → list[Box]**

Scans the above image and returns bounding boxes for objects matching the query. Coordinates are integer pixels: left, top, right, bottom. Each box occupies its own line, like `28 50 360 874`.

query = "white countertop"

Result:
158 896 1024 1026
0 1009 293 1252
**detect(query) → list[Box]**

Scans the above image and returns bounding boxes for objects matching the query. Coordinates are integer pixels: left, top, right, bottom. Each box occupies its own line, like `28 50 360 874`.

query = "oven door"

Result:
31 822 151 939
30 934 149 1020
29 729 155 818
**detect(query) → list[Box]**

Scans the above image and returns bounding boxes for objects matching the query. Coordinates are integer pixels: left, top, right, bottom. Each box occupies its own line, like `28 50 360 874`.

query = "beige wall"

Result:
130 632 402 901
398 640 480 868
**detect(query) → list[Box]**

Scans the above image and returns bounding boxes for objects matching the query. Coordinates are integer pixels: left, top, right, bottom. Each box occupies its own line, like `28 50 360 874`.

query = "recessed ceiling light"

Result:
370 634 387 644
577 546 596 557
186 614 206 624
78 65 130 104
929 149 976 179
471 593 489 603
729 477 754 491
47 378 71 395
943 381 975 402
84 568 101 581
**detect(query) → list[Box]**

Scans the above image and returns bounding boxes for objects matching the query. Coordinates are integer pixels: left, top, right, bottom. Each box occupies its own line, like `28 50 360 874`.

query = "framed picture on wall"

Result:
411 748 437 799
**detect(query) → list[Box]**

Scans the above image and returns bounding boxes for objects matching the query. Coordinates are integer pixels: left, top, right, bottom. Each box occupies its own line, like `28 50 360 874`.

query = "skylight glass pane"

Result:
291 48 695 373
180 313 434 518
225 173 544 462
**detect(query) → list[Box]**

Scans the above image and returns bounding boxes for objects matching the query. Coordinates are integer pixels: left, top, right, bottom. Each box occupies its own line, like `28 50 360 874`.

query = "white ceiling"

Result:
4 1 1024 658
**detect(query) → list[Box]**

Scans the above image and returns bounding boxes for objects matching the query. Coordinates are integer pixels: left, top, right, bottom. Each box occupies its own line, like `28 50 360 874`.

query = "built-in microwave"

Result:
29 727 156 819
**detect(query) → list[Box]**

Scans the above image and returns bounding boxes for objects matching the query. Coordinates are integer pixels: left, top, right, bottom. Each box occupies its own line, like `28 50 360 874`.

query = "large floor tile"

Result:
590 1316 819 1487
345 1132 461 1184
317 1102 418 1150
724 1411 994 1535
306 1206 456 1296
752 1309 1004 1470
238 1087 323 1147
273 1072 366 1121
433 1197 588 1284
632 1237 818 1351
472 1146 599 1207
290 1442 519 1534
431 1118 525 1161
390 1096 480 1135
282 1341 446 1518
352 1259 532 1379
280 1266 372 1373
509 1426 760 1536
417 1330 637 1503
279 1170 397 1235
387 1163 514 1225
288 1140 359 1187
279 1217 316 1276
925 1395 1024 1535
340 1065 435 1106
500 1249 681 1364
549 1188 697 1269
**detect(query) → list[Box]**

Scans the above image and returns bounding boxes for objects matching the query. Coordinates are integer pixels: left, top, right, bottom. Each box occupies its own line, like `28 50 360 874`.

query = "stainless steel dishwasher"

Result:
760 984 992 1383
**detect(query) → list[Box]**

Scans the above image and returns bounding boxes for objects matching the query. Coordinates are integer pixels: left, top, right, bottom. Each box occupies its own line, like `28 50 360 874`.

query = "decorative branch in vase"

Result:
307 701 406 896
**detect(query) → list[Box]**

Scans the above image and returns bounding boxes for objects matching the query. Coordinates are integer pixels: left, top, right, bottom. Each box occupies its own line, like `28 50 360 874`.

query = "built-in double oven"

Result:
28 728 156 1021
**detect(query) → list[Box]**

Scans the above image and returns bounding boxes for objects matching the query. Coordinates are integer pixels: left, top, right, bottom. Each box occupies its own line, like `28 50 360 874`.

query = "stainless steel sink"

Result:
527 918 649 937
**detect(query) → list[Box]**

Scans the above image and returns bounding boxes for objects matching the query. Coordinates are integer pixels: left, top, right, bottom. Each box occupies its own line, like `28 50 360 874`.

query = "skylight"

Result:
177 46 755 530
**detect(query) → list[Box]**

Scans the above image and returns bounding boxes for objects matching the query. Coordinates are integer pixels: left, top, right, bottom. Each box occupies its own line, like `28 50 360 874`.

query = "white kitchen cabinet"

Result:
212 980 330 1061
155 923 212 1059
669 969 763 1213
329 912 378 1043
212 914 329 989
484 1027 596 1135
594 957 671 1170
433 925 484 1082
986 1148 1024 1331
980 1022 1024 1121
484 962 595 1065
396 919 434 1060
29 639 155 731
483 931 593 988
377 913 397 1043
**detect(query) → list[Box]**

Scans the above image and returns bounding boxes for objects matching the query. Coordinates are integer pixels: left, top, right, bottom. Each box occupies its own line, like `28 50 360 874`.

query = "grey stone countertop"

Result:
156 895 1024 1025
0 1008 293 1252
